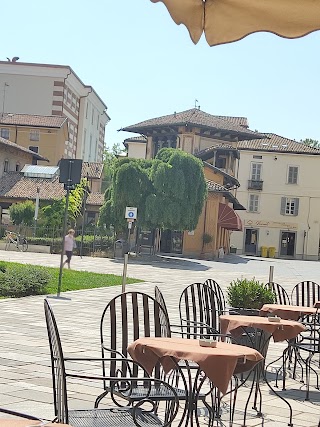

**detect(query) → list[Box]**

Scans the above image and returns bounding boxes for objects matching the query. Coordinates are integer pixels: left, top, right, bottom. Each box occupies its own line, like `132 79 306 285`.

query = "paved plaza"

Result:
0 250 319 426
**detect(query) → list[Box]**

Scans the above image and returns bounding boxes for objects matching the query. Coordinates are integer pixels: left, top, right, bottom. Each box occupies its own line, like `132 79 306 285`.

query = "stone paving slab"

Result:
0 250 319 425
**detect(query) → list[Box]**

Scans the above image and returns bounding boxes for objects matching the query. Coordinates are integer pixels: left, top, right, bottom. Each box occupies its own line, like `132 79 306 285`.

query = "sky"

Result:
2 0 320 148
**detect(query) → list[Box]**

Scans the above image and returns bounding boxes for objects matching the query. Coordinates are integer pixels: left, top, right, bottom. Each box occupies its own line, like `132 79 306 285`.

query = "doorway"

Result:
280 231 296 257
244 229 258 255
160 230 183 254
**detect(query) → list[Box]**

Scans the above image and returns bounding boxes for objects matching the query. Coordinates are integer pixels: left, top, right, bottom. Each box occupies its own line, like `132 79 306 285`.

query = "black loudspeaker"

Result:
59 159 83 190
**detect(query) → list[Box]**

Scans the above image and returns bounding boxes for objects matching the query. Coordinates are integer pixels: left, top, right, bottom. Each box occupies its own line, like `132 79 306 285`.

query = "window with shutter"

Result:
281 197 299 216
248 194 259 212
288 166 298 184
250 163 262 180
1 128 9 139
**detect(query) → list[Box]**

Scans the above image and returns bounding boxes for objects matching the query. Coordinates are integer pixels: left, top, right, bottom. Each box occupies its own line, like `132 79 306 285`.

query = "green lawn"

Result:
0 261 143 296
47 267 143 294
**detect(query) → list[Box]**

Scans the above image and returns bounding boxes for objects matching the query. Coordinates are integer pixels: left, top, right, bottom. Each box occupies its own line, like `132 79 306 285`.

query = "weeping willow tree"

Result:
98 148 207 233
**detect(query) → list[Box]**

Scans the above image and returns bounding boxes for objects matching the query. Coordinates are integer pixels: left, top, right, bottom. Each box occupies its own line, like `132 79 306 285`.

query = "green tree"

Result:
300 138 320 148
9 200 35 226
98 148 207 232
102 143 127 192
41 180 88 228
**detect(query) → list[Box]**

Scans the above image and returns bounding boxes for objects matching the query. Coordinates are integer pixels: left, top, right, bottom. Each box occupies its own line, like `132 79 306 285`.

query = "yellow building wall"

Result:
183 193 223 259
0 124 68 166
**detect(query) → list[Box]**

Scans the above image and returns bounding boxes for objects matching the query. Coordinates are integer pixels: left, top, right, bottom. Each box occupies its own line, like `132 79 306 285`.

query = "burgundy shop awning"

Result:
218 203 242 231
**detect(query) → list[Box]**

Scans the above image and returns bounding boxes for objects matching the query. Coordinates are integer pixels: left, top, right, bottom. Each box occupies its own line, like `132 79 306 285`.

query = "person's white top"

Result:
64 234 74 251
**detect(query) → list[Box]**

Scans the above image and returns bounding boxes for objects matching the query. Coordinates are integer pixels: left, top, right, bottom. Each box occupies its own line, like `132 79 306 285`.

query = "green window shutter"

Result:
293 198 299 216
280 197 286 215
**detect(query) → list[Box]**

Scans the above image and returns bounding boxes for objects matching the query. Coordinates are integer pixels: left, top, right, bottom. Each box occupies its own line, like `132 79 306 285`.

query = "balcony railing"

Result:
248 180 263 190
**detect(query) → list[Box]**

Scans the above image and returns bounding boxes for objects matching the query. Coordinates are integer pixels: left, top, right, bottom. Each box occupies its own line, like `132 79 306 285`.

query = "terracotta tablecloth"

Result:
0 421 69 427
128 337 263 395
220 315 306 342
260 304 318 321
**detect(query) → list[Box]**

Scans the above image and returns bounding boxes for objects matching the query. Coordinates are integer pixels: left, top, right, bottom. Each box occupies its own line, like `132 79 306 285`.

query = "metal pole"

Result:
268 265 274 283
33 187 40 237
80 186 88 258
122 221 132 293
122 253 129 293
57 160 74 297
57 188 70 297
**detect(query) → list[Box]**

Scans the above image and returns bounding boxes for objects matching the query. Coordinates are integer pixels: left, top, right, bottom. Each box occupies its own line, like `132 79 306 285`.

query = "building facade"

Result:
230 134 320 260
122 108 263 258
0 61 110 162
0 113 68 166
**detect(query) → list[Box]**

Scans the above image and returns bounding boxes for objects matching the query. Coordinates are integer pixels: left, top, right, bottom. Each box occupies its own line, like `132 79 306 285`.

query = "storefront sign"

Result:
244 219 298 230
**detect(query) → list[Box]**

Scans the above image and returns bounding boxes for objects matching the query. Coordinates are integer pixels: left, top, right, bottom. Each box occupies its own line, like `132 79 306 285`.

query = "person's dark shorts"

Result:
65 251 73 262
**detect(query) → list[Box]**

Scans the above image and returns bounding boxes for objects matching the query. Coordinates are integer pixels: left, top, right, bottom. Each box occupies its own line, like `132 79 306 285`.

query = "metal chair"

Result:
0 408 42 421
265 282 290 305
44 298 179 427
291 310 320 400
96 292 188 409
291 281 320 306
154 285 182 335
179 282 223 338
203 278 226 312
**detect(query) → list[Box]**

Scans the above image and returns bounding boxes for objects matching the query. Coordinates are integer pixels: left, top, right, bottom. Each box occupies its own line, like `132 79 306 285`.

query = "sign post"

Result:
57 159 83 297
122 207 137 293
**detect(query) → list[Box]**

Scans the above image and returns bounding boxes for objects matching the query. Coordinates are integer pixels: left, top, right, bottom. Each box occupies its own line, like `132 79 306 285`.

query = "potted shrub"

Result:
227 277 275 315
202 233 213 245
227 278 276 354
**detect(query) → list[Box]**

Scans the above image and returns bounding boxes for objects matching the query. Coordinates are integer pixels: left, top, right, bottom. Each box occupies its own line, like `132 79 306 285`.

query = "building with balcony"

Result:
230 134 320 260
0 61 110 162
121 108 264 258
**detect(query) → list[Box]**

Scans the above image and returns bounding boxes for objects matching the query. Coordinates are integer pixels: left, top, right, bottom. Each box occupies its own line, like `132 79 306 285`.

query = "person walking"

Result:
63 229 75 269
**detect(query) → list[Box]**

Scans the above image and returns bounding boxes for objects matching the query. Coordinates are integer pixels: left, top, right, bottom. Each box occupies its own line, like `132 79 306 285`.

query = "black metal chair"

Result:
154 285 183 335
44 298 180 427
179 282 223 338
291 310 320 400
203 278 226 312
265 282 290 305
0 408 42 421
291 281 320 306
96 292 189 409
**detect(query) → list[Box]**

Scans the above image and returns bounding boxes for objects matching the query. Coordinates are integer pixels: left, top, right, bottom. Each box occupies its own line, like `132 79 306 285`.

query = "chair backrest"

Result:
203 278 226 311
100 292 171 376
44 299 68 423
265 282 290 305
154 285 171 334
291 281 320 306
179 283 222 338
0 408 40 420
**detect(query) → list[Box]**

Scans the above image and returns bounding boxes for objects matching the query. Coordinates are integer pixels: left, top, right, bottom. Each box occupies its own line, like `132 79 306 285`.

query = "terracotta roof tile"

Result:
204 162 240 188
0 113 66 128
0 136 48 161
0 173 65 200
0 172 104 206
206 179 245 210
86 192 104 205
122 108 261 138
206 179 227 192
124 136 147 143
196 144 240 160
238 134 320 154
82 162 104 179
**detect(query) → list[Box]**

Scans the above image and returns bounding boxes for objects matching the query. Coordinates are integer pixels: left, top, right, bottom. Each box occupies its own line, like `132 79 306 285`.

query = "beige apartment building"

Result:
0 61 110 162
0 113 68 166
230 134 320 260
